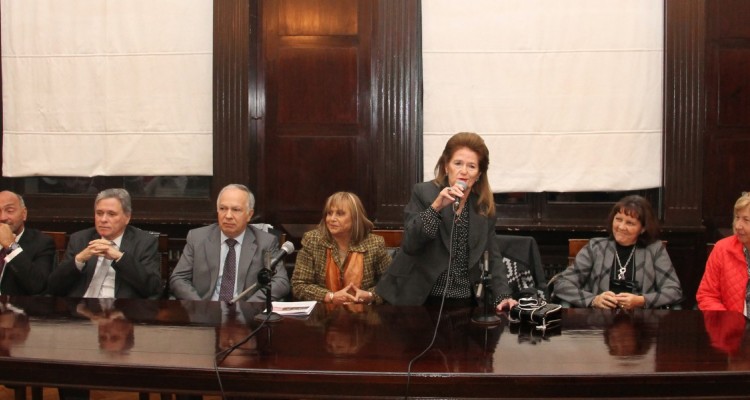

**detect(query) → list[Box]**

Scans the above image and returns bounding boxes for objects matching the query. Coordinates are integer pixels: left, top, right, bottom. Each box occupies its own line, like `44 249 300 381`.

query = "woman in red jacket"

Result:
697 192 750 315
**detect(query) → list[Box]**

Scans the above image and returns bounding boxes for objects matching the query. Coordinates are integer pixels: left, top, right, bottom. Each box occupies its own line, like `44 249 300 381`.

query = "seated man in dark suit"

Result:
170 183 289 302
0 190 56 295
47 188 161 299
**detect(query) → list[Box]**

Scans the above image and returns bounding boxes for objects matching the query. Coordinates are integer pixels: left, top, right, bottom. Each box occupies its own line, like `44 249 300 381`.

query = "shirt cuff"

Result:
4 246 22 263
420 206 441 238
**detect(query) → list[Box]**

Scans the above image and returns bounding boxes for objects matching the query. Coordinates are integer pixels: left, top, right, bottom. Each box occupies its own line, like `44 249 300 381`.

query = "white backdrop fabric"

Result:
422 0 663 192
1 0 213 177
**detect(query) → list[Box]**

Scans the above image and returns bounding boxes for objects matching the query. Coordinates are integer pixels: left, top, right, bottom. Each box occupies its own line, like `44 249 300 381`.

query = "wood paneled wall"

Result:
703 0 750 238
3 0 748 307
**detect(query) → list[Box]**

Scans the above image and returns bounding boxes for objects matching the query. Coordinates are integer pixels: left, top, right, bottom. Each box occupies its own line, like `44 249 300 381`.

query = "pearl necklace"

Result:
616 245 636 280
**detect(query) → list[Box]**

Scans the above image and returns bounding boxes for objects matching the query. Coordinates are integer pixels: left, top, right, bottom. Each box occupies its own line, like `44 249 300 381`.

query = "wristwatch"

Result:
7 242 20 251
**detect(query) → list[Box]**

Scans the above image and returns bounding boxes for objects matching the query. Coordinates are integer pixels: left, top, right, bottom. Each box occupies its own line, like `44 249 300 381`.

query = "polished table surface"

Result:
1 295 750 399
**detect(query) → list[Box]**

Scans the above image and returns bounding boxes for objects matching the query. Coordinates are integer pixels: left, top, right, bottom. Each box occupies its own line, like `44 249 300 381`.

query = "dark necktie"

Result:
219 238 238 301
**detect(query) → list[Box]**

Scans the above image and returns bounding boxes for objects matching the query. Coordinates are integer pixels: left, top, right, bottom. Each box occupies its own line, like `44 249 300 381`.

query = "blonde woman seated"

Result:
553 195 682 310
292 192 392 305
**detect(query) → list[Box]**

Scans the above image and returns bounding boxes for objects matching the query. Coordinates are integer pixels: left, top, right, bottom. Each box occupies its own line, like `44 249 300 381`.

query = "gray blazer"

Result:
169 223 289 302
376 181 511 305
553 237 683 308
47 226 162 299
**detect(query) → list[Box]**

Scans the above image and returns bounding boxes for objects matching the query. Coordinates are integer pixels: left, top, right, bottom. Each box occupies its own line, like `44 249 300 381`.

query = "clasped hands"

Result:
591 291 645 310
76 239 123 264
328 282 373 305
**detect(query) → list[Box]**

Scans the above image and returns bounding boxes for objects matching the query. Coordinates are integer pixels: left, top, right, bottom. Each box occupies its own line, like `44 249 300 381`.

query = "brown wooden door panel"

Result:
704 0 750 237
261 0 373 225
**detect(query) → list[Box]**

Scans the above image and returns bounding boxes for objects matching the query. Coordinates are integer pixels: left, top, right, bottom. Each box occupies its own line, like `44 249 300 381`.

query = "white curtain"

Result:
1 0 213 177
422 0 663 192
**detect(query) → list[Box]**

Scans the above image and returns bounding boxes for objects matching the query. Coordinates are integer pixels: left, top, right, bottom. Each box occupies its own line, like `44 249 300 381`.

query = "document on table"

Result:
269 301 317 316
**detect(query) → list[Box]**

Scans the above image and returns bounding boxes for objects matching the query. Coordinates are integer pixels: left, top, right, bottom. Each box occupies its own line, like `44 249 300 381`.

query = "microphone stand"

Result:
254 268 282 322
472 252 501 325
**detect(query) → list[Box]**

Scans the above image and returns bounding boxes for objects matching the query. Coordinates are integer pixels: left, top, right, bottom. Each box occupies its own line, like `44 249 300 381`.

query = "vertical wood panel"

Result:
704 0 750 237
717 49 750 127
371 0 422 226
277 47 359 124
213 0 253 198
662 0 705 227
262 0 372 226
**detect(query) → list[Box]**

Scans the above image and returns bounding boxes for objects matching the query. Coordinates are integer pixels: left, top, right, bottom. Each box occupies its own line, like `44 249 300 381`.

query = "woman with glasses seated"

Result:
553 195 683 309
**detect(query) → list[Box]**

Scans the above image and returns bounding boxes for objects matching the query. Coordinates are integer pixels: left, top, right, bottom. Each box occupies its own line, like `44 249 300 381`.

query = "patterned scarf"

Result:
325 247 364 292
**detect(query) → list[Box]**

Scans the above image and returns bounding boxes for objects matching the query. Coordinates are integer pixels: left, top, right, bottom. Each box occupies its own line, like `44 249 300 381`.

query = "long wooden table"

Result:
1 295 749 399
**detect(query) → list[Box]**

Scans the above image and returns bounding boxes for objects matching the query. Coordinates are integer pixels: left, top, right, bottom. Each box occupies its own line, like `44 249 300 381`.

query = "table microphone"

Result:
229 241 295 304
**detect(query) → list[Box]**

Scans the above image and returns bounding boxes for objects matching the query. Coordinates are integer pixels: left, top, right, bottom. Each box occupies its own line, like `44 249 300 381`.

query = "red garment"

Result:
702 310 746 355
697 235 749 314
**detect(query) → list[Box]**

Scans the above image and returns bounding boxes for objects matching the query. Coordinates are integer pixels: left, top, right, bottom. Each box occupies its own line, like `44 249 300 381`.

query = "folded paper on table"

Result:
269 301 317 316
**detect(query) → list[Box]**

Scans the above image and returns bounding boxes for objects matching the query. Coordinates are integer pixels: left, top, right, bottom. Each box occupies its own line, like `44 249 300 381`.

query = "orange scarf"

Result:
325 247 364 293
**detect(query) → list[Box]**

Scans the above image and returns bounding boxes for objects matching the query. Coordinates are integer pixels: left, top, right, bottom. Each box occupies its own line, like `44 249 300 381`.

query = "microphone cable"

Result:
404 208 461 399
213 301 273 400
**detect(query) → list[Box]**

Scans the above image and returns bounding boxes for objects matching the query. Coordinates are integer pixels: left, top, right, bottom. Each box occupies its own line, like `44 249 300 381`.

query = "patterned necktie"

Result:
219 238 238 301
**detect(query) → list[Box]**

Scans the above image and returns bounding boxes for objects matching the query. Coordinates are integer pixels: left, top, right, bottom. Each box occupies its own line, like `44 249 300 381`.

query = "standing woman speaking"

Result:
376 132 517 311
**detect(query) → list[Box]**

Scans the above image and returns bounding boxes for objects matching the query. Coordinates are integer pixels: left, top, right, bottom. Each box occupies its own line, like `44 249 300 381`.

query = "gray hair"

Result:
4 191 25 208
95 188 132 215
216 184 255 211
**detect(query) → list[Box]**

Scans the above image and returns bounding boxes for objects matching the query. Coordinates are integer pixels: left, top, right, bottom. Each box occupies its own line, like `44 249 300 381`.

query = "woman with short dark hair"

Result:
554 195 682 309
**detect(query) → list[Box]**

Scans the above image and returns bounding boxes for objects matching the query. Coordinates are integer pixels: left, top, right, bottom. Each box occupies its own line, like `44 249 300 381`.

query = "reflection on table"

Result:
0 295 748 399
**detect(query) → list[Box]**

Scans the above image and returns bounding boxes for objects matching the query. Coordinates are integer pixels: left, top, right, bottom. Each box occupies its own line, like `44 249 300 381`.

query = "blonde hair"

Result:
317 192 374 245
733 192 750 234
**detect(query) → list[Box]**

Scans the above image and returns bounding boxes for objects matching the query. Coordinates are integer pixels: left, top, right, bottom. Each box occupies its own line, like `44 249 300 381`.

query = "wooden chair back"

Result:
568 239 589 267
146 231 171 299
42 231 68 264
372 229 403 248
372 229 403 258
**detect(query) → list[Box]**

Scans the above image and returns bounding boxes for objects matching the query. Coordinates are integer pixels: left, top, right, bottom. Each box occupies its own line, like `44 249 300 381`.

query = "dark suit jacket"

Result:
376 181 512 305
169 223 290 302
0 228 56 295
47 226 162 299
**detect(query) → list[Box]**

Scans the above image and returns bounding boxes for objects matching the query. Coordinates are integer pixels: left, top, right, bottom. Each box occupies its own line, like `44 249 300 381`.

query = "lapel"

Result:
205 226 222 292
596 240 615 293
467 197 486 269
236 227 258 288
112 226 138 295
18 228 34 250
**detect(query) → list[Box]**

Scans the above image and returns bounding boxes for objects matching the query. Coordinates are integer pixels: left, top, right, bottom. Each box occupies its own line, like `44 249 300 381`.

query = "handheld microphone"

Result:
229 241 295 304
453 180 468 212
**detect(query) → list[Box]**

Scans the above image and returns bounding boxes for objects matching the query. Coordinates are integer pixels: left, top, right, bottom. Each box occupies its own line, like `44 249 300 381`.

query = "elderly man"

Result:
0 191 56 295
47 188 161 299
170 183 289 302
